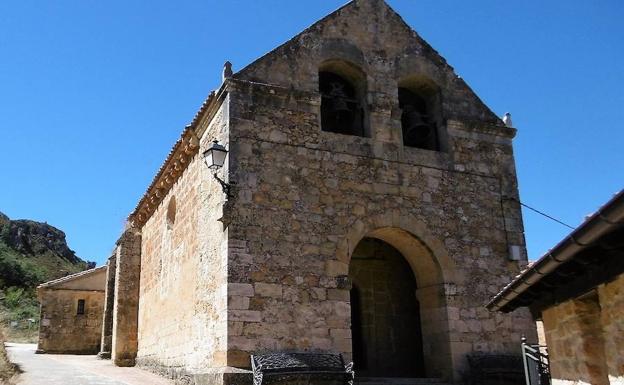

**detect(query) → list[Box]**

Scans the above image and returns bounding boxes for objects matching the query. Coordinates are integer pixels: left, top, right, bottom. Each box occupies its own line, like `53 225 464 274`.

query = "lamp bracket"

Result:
213 172 234 198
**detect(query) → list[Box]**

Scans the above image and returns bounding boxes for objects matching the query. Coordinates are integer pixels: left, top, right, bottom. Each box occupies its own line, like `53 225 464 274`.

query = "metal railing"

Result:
521 337 551 385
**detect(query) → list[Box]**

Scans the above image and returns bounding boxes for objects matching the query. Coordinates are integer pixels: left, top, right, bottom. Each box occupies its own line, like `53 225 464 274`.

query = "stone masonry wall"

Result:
99 254 116 358
597 273 624 384
37 289 104 354
542 295 609 385
541 273 624 385
221 1 536 380
112 229 142 366
135 101 230 379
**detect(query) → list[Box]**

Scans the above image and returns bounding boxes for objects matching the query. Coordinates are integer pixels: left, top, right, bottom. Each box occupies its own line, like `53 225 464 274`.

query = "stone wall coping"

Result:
37 265 107 289
447 119 516 139
38 288 105 293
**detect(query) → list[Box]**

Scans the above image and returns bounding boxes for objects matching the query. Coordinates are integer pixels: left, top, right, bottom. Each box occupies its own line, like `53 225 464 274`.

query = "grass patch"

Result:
0 287 39 343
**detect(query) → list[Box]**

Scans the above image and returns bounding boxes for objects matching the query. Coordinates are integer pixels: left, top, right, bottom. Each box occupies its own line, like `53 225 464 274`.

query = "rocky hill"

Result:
0 211 93 289
0 211 94 341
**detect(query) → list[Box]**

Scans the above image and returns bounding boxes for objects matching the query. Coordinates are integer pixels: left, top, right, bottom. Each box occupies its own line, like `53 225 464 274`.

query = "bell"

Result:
402 108 435 148
329 97 351 113
403 109 427 130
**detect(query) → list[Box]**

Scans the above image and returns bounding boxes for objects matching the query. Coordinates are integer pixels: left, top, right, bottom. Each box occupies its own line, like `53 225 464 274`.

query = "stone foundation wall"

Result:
37 289 104 354
136 102 230 376
112 229 142 366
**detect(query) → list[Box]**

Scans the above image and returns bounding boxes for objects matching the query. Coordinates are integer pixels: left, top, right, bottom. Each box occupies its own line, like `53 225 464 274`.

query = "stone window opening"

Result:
77 299 85 315
319 60 369 137
398 77 444 151
166 196 176 231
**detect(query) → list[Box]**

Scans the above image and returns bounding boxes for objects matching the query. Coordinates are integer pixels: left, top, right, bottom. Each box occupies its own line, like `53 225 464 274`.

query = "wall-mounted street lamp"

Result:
203 140 232 198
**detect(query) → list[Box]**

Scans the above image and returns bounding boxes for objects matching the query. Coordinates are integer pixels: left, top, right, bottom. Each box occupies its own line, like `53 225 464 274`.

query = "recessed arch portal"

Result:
342 214 457 380
349 237 425 377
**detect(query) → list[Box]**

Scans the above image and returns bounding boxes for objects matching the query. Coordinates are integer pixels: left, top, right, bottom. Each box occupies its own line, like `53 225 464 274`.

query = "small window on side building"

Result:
166 196 176 231
77 299 85 315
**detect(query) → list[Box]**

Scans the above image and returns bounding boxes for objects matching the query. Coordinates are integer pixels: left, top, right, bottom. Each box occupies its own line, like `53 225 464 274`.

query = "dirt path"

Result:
6 343 173 385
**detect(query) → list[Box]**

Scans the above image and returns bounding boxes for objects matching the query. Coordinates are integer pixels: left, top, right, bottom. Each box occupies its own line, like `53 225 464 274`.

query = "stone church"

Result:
98 0 537 383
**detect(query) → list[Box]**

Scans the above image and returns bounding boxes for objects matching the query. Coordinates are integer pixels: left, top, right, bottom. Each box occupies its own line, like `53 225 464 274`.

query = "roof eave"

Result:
487 189 624 312
127 80 230 228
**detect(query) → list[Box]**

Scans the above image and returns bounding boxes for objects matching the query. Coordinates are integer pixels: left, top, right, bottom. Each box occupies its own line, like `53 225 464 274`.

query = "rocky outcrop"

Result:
0 211 94 288
0 213 82 265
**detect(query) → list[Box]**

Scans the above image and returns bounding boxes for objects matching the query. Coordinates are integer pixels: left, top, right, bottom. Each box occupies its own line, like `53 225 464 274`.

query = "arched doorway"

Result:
349 237 425 377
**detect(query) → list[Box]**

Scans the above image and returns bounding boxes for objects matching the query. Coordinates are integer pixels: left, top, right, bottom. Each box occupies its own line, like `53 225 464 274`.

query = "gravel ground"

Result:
6 343 173 385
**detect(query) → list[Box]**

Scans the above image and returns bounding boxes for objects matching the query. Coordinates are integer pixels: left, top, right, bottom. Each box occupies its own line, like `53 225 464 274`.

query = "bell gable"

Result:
234 0 502 125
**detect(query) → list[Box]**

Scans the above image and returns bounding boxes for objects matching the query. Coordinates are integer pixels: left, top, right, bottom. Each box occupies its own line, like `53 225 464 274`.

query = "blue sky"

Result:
0 1 622 266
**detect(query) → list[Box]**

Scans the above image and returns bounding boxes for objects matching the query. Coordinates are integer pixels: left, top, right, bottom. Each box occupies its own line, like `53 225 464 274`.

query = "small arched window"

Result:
166 197 176 231
398 78 442 151
319 60 368 137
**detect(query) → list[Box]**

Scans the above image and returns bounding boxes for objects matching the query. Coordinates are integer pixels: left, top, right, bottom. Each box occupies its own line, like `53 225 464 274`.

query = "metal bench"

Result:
466 354 524 385
251 352 354 385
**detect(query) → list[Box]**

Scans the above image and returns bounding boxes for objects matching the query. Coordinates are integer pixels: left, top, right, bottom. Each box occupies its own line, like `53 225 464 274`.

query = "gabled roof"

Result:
234 0 502 124
237 0 442 78
127 84 228 228
38 265 107 290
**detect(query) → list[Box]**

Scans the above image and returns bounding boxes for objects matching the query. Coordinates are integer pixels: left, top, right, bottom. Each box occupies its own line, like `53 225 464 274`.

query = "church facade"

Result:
101 1 536 383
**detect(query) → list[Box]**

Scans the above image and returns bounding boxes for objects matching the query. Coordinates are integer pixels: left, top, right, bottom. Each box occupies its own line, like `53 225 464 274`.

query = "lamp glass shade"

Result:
203 140 228 170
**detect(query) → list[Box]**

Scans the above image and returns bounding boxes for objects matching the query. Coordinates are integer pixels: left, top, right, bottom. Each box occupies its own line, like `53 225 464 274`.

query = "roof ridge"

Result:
234 1 356 80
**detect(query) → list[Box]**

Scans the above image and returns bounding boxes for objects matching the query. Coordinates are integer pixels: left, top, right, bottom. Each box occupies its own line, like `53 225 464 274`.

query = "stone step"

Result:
354 377 451 385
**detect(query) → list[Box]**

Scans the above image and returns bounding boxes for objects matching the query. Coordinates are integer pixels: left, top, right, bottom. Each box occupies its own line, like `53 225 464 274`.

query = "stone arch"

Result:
318 58 370 137
166 196 176 231
336 212 458 379
319 38 368 72
338 212 458 286
397 75 446 152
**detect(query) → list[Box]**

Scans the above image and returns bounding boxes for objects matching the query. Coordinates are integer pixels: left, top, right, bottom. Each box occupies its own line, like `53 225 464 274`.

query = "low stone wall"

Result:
597 273 624 385
542 272 624 385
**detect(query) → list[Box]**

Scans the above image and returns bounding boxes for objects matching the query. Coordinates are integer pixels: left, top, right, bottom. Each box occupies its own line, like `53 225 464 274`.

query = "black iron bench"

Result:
466 354 524 385
251 352 354 385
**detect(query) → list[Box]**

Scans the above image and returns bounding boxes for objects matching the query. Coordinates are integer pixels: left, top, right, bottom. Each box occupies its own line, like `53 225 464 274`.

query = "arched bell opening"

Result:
319 60 369 137
398 76 445 151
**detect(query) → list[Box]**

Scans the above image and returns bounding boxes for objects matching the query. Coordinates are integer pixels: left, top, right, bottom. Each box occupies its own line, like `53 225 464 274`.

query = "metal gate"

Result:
521 337 551 385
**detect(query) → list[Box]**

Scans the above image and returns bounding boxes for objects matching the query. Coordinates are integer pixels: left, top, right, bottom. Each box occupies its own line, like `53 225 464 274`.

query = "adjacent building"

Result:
36 266 106 354
488 190 624 385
